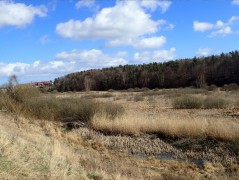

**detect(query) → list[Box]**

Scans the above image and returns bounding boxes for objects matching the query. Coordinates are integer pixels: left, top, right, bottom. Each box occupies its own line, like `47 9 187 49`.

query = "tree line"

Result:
54 51 239 92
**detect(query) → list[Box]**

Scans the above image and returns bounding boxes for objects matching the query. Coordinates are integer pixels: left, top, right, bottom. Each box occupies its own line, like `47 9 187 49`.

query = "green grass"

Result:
0 156 14 171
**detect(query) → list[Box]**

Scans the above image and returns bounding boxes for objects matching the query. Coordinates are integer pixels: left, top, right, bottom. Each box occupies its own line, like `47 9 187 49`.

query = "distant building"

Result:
31 81 53 88
17 80 53 88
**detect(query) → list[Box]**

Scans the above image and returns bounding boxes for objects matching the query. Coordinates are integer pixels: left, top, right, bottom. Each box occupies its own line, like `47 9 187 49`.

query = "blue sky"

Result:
0 0 239 84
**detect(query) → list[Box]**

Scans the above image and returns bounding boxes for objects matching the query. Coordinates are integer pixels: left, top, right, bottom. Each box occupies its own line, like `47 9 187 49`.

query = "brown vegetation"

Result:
0 87 239 178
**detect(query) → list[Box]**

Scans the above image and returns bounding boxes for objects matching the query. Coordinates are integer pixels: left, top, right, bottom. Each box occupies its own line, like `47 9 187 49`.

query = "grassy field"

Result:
0 87 239 179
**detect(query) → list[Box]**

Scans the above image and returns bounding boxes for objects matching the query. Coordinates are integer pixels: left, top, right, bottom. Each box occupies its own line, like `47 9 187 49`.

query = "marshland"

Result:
0 84 239 179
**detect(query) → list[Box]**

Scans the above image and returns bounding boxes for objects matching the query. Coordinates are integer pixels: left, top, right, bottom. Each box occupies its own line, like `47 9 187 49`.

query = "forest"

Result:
54 51 239 92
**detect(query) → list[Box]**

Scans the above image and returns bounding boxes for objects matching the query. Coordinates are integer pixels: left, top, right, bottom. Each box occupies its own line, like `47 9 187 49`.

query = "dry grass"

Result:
1 88 239 179
88 89 239 141
91 111 239 140
0 113 219 179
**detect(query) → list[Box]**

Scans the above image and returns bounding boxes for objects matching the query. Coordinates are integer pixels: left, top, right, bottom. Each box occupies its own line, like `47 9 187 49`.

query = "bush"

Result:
173 95 229 109
9 85 40 103
173 96 203 109
142 91 158 96
134 94 144 102
99 103 124 120
1 81 125 124
221 83 239 91
206 84 218 91
81 93 114 99
24 97 97 123
203 97 228 109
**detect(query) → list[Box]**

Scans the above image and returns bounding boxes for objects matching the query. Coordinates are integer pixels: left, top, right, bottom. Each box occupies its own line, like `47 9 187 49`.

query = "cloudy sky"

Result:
0 0 239 84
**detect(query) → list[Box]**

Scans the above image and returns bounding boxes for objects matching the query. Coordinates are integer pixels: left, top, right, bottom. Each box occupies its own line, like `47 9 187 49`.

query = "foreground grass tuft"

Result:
0 86 124 125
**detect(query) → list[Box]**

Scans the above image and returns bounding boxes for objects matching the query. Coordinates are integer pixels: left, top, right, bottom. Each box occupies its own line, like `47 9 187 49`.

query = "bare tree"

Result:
7 75 18 96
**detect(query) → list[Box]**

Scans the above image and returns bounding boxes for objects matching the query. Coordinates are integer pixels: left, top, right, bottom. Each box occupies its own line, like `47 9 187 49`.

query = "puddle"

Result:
156 153 175 161
130 152 206 168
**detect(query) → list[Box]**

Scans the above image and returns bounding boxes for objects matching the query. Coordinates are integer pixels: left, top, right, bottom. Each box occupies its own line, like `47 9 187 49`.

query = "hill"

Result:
54 51 239 92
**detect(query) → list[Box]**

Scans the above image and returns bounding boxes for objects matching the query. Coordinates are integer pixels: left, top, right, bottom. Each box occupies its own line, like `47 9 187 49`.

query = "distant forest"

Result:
54 51 239 92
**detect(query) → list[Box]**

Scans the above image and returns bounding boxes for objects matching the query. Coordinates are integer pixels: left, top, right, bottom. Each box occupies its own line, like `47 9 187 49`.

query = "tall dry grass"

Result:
173 95 234 109
91 112 239 141
0 86 124 124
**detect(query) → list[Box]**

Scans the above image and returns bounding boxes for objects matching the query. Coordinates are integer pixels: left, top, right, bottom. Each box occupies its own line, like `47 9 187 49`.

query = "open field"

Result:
0 88 239 179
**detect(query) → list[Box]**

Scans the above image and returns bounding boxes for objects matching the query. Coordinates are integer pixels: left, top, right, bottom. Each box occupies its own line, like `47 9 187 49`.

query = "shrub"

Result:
173 95 229 109
134 94 144 102
9 85 40 103
221 83 239 91
99 103 125 120
206 84 218 91
81 93 114 99
24 97 97 123
173 96 203 109
203 97 228 109
108 89 115 92
142 90 159 96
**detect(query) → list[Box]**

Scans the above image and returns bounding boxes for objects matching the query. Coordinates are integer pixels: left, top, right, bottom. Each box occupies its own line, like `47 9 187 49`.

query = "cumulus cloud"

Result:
39 35 52 44
0 49 129 80
210 26 232 37
0 62 29 76
56 0 172 50
0 48 175 83
193 21 214 32
193 16 239 37
0 49 127 81
75 0 95 9
196 48 212 57
107 36 166 49
140 0 172 13
0 60 71 78
0 0 47 28
232 0 239 5
55 49 128 68
56 1 159 40
134 48 176 63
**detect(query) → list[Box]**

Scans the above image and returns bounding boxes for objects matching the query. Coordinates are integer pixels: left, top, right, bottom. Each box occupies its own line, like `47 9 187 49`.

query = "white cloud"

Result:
196 48 212 57
140 0 172 13
107 36 166 49
210 26 232 37
40 35 51 44
193 21 214 32
232 0 239 5
0 48 177 83
0 60 71 78
0 62 30 76
56 1 167 41
229 16 239 23
215 20 224 28
134 48 176 63
55 49 128 68
0 0 47 28
75 0 95 9
135 36 166 49
194 16 239 37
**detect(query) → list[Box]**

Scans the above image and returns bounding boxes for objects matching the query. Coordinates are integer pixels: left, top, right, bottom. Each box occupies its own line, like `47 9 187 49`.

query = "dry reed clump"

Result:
173 95 229 109
173 96 203 109
91 112 239 141
0 86 125 125
24 97 97 123
133 94 144 102
81 92 114 99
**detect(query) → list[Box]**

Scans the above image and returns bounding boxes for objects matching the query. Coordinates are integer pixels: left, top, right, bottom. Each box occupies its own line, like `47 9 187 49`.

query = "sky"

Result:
0 0 239 84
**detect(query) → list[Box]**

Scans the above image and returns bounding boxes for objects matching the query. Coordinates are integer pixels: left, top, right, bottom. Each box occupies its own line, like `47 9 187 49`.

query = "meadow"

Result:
0 85 239 179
